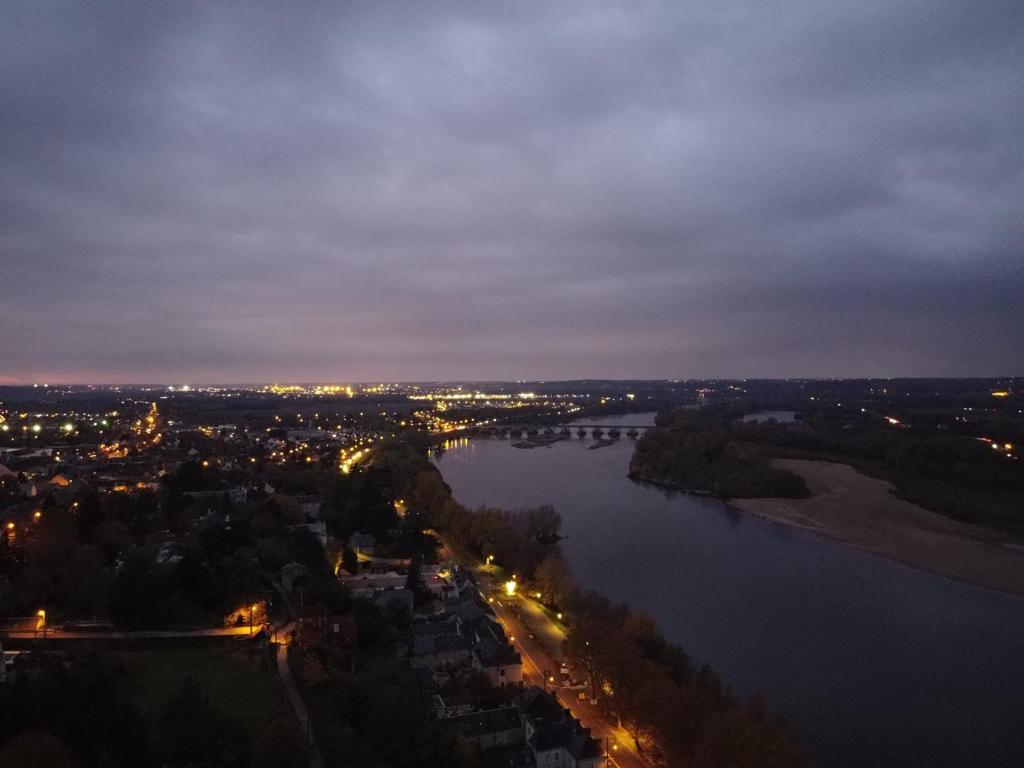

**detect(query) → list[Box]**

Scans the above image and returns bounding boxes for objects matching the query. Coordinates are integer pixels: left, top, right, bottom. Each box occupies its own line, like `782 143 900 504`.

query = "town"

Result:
2 378 1021 767
0 383 647 767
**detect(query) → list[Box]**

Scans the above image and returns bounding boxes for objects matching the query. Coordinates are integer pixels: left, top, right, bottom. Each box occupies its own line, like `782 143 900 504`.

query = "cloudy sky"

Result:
1 1 1021 383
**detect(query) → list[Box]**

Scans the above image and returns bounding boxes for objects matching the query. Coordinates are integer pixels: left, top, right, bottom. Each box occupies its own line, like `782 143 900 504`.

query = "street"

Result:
437 534 649 768
0 625 256 641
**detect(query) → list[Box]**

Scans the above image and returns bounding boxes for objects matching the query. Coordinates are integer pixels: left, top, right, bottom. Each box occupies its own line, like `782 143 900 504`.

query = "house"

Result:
46 473 72 487
348 531 376 555
463 614 523 688
473 640 523 688
412 615 460 640
520 688 605 768
409 634 471 671
424 571 459 601
439 706 525 751
339 571 406 598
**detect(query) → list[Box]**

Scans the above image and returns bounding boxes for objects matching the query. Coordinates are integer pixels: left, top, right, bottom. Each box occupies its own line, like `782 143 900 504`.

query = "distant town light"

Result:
31 424 42 433
63 423 75 432
504 580 517 597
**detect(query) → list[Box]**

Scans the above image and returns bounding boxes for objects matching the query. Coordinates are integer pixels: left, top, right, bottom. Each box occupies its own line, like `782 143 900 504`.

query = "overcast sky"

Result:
1 1 1021 383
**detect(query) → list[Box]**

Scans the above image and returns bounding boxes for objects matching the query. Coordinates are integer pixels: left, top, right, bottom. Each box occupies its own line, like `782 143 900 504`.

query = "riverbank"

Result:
732 459 1024 596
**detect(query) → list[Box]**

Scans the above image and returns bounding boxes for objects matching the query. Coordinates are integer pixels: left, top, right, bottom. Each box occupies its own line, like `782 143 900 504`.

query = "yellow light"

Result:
6 522 14 530
33 511 42 521
31 424 41 433
992 391 1010 398
557 612 563 620
37 609 45 618
504 580 517 597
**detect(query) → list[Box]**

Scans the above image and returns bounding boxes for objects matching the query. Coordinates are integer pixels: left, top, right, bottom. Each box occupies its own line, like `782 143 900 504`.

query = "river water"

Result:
432 413 1024 768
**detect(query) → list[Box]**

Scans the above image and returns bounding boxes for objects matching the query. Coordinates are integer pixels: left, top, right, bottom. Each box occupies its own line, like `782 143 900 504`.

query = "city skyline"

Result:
2 1 1022 383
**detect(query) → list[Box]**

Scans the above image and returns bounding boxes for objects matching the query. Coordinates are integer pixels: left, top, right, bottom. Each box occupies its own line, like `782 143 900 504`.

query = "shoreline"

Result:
730 460 1024 597
632 463 1024 597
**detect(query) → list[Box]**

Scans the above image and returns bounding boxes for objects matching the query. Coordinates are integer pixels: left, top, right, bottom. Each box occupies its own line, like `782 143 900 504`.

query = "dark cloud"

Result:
1 0 1021 382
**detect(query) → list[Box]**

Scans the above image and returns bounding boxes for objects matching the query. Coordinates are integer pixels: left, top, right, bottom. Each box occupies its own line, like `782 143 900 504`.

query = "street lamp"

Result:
250 603 258 635
37 609 46 638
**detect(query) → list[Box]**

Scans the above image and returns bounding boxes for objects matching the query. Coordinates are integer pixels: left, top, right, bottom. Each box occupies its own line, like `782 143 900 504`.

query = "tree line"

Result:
564 591 808 767
629 410 810 498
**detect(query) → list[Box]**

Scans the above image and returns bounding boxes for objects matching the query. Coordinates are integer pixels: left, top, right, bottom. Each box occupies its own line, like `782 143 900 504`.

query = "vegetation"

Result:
0 649 300 767
630 409 809 498
291 598 477 768
0 459 354 628
564 591 809 767
636 403 1024 536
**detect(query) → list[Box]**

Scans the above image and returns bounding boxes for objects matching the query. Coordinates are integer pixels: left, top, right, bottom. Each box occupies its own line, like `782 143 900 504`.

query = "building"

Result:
440 706 524 751
348 531 376 555
520 688 605 768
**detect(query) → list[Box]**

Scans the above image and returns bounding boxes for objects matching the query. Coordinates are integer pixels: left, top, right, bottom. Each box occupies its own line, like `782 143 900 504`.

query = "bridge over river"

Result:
467 423 652 439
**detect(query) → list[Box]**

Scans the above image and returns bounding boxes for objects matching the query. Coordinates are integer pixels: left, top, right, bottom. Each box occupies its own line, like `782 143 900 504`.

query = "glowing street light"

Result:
504 580 517 597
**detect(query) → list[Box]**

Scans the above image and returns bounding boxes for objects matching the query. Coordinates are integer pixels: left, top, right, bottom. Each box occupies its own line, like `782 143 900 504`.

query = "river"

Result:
432 412 1024 768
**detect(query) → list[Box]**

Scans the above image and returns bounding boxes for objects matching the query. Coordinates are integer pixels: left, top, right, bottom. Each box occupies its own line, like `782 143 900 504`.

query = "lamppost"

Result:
37 609 46 638
250 603 258 635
